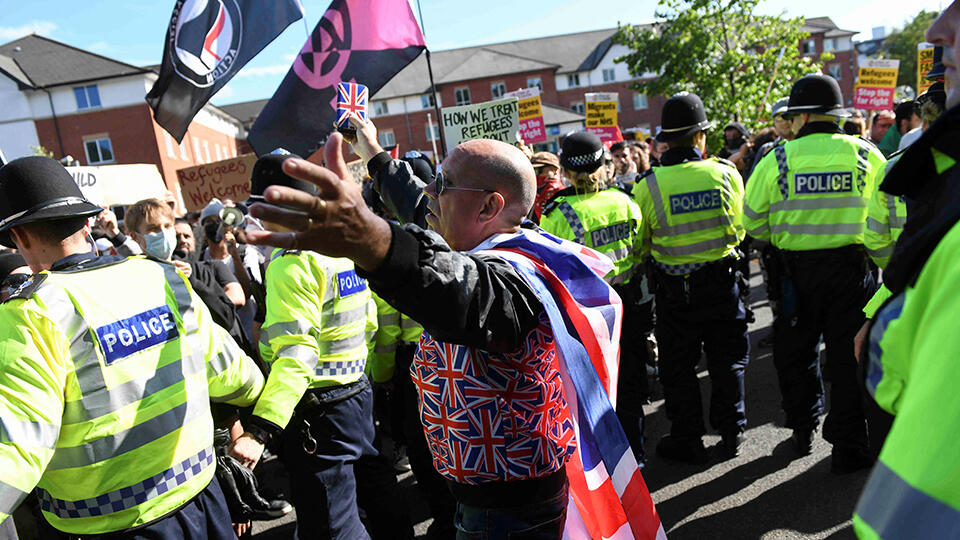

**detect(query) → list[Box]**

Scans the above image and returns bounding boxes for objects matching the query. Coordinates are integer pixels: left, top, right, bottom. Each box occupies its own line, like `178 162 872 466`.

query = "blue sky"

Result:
0 0 946 106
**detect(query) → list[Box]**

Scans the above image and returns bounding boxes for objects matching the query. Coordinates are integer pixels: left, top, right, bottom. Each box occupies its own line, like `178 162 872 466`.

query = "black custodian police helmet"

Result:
655 92 714 143
925 46 945 82
248 152 319 203
784 74 850 117
560 131 604 173
0 156 102 249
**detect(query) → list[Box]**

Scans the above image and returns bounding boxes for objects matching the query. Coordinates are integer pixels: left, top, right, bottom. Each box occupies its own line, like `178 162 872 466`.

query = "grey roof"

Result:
543 103 584 126
220 98 269 127
0 54 32 89
375 27 621 100
0 34 150 88
802 16 857 37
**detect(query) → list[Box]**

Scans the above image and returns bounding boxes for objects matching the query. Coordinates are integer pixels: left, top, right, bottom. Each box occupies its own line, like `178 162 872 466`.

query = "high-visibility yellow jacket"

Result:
865 155 908 268
0 256 263 534
745 126 886 251
540 187 642 285
367 293 401 383
854 218 960 539
633 156 745 275
254 250 376 429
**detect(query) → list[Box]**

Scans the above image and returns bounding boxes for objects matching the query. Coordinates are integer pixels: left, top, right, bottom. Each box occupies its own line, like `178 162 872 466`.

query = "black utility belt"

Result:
780 244 865 261
296 375 369 414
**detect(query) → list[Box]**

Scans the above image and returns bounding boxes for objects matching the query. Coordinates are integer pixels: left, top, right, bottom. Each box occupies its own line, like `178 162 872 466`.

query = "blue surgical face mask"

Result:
144 228 177 260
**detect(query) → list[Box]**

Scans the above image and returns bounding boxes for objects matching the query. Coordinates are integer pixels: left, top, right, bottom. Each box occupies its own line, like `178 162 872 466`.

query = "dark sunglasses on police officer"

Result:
434 171 496 196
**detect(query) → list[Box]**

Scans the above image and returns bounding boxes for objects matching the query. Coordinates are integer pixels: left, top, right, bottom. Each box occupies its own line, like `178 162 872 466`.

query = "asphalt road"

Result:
253 260 870 539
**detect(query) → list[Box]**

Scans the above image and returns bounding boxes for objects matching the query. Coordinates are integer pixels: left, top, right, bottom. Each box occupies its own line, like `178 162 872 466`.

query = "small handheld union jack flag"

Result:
336 82 368 128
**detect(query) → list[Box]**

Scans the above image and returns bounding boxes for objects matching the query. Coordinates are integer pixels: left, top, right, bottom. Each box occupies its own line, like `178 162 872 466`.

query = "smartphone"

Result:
336 82 368 138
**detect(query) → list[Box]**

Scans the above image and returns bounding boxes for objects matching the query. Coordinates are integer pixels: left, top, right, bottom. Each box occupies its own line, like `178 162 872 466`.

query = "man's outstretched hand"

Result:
245 133 392 272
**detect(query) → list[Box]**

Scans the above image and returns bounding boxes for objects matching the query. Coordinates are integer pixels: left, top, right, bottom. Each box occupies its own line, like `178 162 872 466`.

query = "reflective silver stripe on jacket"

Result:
652 236 732 256
887 194 905 229
645 173 669 227
37 446 214 519
652 215 730 238
768 222 863 236
318 333 367 356
38 267 205 426
374 343 398 354
774 145 790 200
0 417 59 449
0 480 28 515
855 460 960 539
315 358 365 377
867 245 894 260
325 304 368 328
557 201 586 245
276 344 320 368
770 197 867 213
400 318 421 330
378 312 400 328
866 217 889 234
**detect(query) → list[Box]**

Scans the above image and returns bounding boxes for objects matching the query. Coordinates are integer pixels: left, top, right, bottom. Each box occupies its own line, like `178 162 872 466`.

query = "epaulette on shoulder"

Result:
638 168 656 180
609 183 633 196
5 273 47 302
542 187 579 216
142 254 175 266
858 136 879 150
713 157 738 170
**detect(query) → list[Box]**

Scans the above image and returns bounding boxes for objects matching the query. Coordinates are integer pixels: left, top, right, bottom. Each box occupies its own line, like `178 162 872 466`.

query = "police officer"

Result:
633 92 750 463
0 156 264 538
228 153 412 540
745 74 886 473
540 131 648 461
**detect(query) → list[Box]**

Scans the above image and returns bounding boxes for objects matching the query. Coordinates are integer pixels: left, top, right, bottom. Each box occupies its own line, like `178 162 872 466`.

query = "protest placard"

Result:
346 158 367 185
176 154 258 212
918 43 935 95
67 164 167 207
440 97 520 150
504 88 546 144
585 92 624 144
853 59 900 110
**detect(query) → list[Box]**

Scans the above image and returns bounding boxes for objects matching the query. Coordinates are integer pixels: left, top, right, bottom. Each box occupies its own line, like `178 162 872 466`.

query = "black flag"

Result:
247 0 426 157
147 0 303 141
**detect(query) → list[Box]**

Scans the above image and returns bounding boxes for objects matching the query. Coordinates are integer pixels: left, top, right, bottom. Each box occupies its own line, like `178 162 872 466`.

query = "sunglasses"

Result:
435 171 495 196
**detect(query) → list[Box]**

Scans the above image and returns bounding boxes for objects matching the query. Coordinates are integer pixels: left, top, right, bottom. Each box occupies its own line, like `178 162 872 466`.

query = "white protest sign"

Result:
67 164 167 207
440 97 520 150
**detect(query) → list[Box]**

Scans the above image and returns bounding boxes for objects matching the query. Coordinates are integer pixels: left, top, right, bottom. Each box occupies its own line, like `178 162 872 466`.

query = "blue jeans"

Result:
453 483 568 540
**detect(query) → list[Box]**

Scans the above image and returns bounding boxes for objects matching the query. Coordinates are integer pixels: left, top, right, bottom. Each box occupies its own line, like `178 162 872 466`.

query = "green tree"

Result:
30 145 54 158
614 0 829 150
883 10 939 91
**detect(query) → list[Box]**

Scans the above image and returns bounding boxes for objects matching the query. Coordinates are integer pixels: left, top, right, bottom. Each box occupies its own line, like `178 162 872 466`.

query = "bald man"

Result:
237 119 638 539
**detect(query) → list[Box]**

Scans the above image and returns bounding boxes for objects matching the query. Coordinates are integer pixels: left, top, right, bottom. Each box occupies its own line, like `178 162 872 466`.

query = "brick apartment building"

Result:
225 16 859 160
0 35 246 195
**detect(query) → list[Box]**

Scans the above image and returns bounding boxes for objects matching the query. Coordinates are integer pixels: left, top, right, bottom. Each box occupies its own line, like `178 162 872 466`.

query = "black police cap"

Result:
248 152 319 203
656 92 714 143
785 74 850 117
0 156 102 248
560 131 604 173
925 46 945 81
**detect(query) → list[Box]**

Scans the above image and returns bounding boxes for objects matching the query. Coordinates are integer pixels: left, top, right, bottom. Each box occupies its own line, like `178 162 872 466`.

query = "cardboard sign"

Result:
346 158 367 185
176 154 257 212
67 164 167 207
504 88 546 144
440 97 520 150
585 92 624 144
853 58 900 110
918 43 935 95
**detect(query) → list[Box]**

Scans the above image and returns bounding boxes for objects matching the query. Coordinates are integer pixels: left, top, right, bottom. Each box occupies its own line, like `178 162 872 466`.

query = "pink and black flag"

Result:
247 0 426 157
147 0 304 141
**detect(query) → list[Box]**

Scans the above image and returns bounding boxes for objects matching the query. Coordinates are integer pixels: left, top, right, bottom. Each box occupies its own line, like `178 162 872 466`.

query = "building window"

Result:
231 147 237 158
164 133 177 159
202 140 211 163
491 82 506 99
421 93 435 109
602 69 615 83
74 85 101 110
378 130 396 147
802 39 816 55
83 137 114 164
455 87 471 106
373 101 389 116
633 93 648 110
823 38 836 52
426 123 439 142
828 63 842 81
215 145 223 161
567 73 580 87
571 101 585 114
526 77 542 91
193 139 202 163
179 141 189 160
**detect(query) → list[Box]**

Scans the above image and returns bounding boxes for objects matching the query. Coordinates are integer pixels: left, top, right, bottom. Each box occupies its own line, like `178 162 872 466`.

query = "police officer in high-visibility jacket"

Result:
228 153 412 540
539 131 649 460
0 156 264 538
744 74 886 473
633 92 750 463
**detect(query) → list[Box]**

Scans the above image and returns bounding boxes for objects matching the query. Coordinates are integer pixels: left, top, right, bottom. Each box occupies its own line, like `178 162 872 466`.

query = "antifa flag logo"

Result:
294 2 351 91
171 0 243 88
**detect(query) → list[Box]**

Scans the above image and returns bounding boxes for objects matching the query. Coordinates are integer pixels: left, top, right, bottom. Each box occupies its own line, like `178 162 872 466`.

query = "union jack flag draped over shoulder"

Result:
476 228 667 540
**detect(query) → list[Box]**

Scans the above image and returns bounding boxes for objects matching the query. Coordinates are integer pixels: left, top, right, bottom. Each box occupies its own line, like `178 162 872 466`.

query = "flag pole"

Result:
416 0 446 161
